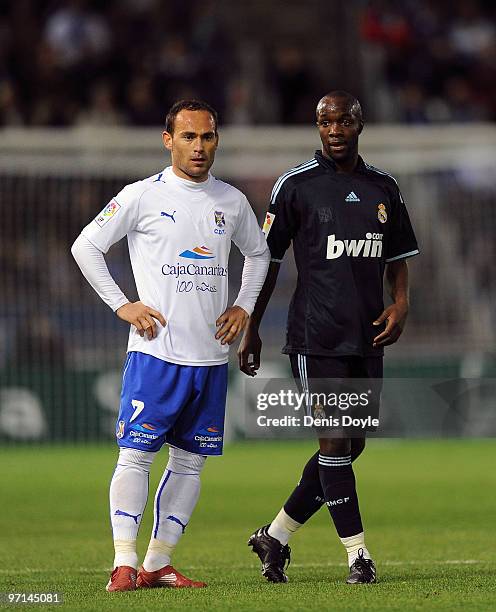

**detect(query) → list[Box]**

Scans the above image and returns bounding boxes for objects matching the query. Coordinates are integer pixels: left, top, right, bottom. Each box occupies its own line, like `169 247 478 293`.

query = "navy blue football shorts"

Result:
289 354 383 435
115 351 228 455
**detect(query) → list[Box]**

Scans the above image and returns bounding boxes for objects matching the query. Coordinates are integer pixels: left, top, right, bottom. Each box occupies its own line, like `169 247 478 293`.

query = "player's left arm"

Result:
372 259 409 347
215 196 270 346
373 182 419 347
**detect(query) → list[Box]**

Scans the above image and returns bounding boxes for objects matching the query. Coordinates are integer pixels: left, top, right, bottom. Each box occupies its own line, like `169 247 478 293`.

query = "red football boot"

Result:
137 565 207 588
106 565 137 592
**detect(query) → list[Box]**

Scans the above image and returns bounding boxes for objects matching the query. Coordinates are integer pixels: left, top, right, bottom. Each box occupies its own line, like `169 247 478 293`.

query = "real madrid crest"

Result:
313 403 327 420
214 210 226 234
377 203 387 224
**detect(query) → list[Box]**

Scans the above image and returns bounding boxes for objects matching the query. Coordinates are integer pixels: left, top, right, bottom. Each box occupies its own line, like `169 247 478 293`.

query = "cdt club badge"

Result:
214 211 226 235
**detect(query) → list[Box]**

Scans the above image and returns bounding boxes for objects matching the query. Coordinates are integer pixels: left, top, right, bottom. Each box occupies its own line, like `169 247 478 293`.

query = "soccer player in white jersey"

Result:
72 100 270 592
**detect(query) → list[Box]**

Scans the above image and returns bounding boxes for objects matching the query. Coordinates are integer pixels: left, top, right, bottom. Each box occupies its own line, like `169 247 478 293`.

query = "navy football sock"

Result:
283 451 324 523
318 454 363 538
283 440 366 525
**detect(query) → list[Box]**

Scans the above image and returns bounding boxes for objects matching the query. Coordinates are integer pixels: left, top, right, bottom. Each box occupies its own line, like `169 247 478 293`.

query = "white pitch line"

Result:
293 559 484 567
0 560 486 575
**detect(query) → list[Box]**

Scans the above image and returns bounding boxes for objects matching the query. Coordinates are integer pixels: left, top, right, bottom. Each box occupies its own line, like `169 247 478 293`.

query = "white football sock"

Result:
113 540 138 569
143 446 206 572
268 508 302 545
109 448 155 568
142 538 176 571
340 531 371 567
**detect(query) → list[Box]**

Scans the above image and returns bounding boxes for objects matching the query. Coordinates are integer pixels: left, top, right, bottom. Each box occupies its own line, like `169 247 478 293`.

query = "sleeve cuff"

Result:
112 297 131 313
233 299 253 317
385 249 420 263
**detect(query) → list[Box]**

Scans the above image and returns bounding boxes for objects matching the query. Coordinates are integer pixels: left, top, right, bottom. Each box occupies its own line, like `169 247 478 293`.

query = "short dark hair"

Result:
165 99 218 134
317 90 363 123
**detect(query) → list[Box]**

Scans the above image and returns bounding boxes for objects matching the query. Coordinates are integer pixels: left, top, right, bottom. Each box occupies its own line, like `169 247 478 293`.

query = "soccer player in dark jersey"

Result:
238 91 419 584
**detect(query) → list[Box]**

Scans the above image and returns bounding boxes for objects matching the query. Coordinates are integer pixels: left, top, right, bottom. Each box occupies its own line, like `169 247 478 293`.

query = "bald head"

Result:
316 91 363 123
315 90 363 171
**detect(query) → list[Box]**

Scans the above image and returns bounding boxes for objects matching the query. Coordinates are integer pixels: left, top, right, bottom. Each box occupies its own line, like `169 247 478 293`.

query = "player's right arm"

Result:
71 184 166 340
238 261 281 375
238 178 297 376
114 301 166 339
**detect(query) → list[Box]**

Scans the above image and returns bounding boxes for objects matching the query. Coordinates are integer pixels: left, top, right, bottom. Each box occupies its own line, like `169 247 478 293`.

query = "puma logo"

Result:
166 514 187 533
114 509 142 524
161 210 176 223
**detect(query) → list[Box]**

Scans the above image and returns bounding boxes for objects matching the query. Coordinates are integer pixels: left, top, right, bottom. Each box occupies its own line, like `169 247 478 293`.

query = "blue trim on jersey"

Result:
364 163 404 201
270 159 318 204
364 162 399 186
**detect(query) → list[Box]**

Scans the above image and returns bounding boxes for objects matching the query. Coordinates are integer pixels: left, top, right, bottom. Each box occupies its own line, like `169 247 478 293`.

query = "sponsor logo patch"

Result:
161 261 227 278
132 423 156 433
95 200 120 227
195 425 223 448
326 233 383 259
200 426 220 435
130 429 159 441
179 246 215 260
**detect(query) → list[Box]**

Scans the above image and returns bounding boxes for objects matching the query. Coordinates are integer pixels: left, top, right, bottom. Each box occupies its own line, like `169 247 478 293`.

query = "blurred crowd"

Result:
0 0 495 127
0 0 324 127
361 0 496 122
0 0 236 127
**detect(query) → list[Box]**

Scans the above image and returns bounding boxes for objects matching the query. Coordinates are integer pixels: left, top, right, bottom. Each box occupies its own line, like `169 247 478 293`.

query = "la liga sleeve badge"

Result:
262 212 275 236
95 200 121 227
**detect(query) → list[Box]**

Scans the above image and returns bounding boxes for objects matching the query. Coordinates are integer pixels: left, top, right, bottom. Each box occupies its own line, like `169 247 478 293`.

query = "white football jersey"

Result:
81 166 268 366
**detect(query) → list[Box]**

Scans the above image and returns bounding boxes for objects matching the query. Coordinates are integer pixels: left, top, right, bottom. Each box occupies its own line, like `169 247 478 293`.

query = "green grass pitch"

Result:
0 440 494 611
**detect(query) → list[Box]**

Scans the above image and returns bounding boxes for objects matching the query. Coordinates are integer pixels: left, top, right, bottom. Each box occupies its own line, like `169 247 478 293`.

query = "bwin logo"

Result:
327 233 383 260
326 497 350 507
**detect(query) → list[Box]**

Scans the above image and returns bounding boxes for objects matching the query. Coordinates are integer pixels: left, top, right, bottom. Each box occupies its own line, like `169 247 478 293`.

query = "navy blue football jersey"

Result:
265 151 419 357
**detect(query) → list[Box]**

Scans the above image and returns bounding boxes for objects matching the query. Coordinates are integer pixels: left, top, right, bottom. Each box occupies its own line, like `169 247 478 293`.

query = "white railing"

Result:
1 124 495 177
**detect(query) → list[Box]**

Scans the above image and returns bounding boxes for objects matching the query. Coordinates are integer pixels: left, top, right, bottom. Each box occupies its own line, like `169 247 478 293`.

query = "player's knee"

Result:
351 437 366 461
318 438 351 456
117 447 155 472
167 446 206 475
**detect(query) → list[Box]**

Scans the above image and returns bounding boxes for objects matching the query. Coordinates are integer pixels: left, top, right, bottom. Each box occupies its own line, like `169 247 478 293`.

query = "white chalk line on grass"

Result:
0 560 486 575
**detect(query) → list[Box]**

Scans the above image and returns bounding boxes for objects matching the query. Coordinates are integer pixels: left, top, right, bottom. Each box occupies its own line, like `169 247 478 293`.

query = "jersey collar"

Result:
164 165 214 189
315 150 366 174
